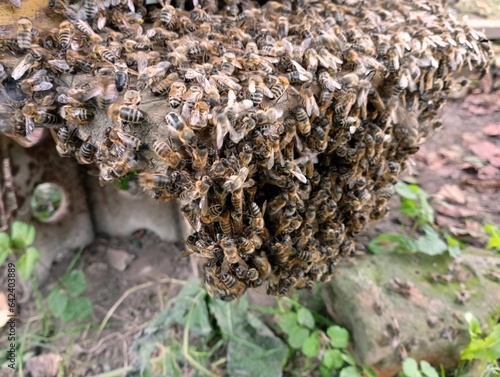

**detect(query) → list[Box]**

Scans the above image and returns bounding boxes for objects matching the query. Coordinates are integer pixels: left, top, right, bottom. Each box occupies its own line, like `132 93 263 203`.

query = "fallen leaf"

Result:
477 165 499 180
0 291 9 328
436 205 478 218
483 123 500 136
463 177 500 189
468 141 500 162
436 184 466 204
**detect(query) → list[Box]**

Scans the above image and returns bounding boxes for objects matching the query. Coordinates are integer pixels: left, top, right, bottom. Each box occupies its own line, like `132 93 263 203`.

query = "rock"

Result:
7 137 95 284
24 353 62 377
106 248 135 271
86 176 185 241
322 248 500 377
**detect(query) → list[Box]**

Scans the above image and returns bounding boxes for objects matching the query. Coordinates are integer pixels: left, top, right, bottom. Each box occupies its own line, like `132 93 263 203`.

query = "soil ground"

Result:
1 77 500 376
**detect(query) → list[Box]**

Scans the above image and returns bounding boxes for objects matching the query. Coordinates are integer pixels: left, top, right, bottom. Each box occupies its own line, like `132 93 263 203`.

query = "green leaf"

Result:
209 291 249 336
302 332 320 358
0 232 13 266
61 296 93 321
420 361 439 377
400 198 420 218
327 326 349 348
320 365 332 377
446 236 461 258
322 349 344 370
226 313 288 377
341 352 356 366
402 358 422 377
415 225 448 256
464 312 482 336
10 221 36 248
164 352 181 377
395 182 419 200
362 365 378 377
297 307 315 329
47 289 68 318
484 224 500 251
17 247 40 280
63 270 87 296
278 312 298 335
368 233 415 254
288 327 310 349
171 279 212 336
339 366 361 377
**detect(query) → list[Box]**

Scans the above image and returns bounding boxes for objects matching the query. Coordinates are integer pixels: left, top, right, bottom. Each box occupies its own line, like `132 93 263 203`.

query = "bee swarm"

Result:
0 0 491 300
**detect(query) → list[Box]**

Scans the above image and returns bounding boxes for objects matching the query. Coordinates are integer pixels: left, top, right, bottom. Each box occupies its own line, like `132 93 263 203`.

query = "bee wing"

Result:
291 60 313 81
281 39 294 58
227 89 237 107
25 117 35 139
33 82 54 92
216 116 229 150
261 84 274 98
190 109 201 126
48 60 71 71
12 56 32 80
304 96 319 117
10 0 21 7
290 168 307 184
237 99 254 111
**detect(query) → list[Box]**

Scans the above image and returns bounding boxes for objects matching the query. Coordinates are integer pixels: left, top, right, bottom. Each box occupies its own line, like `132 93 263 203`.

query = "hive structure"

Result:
0 0 491 300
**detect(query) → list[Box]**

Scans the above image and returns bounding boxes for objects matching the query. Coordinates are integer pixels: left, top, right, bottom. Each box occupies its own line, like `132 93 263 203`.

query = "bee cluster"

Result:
0 0 491 300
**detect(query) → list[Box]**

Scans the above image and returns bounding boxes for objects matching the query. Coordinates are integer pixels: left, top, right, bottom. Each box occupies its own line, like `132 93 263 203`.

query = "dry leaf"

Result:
0 291 9 328
436 184 466 204
468 140 500 162
483 123 500 136
436 205 478 218
477 165 499 180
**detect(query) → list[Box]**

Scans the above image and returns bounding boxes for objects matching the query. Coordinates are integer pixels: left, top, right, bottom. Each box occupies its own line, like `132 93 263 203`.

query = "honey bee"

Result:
65 50 95 73
17 18 33 51
75 137 95 164
300 83 319 117
270 76 290 101
189 101 210 129
152 139 182 168
93 44 117 64
249 202 265 231
110 150 147 178
57 21 73 50
294 106 311 135
165 112 197 146
248 75 274 106
22 103 58 131
113 61 129 92
60 105 94 125
251 253 272 280
19 70 53 94
50 126 75 157
192 141 209 172
138 173 173 189
168 82 187 108
83 0 99 20
109 103 146 124
277 16 289 39
108 128 142 151
219 272 246 298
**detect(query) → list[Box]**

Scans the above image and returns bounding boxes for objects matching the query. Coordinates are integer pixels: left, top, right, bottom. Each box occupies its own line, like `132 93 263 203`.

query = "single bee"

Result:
60 105 94 125
294 106 311 135
248 75 274 106
19 70 53 94
108 128 142 151
251 253 272 280
75 137 95 164
114 61 129 92
57 21 73 50
165 112 197 146
300 82 319 117
22 103 58 131
65 50 95 73
168 82 187 108
93 44 117 64
138 173 172 189
83 0 98 20
17 17 33 51
152 140 182 168
192 141 209 172
50 126 75 157
159 5 177 30
219 272 246 298
109 104 146 124
270 76 290 101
